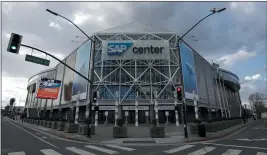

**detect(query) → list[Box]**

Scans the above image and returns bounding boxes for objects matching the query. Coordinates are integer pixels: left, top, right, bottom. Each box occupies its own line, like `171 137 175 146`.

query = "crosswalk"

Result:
163 144 267 155
7 144 135 155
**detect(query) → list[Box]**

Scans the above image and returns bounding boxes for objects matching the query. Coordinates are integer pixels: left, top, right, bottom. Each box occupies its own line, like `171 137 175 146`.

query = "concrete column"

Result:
193 91 199 120
135 92 139 127
174 91 179 126
115 91 119 126
94 91 99 127
75 91 80 124
154 91 159 126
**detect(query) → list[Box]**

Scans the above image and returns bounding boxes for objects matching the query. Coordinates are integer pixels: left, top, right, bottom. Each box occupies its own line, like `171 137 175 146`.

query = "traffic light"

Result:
93 91 97 103
94 106 99 111
176 86 183 101
7 33 23 54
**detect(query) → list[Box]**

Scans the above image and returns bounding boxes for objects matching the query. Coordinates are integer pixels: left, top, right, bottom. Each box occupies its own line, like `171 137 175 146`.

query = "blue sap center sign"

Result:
102 40 170 60
107 42 133 55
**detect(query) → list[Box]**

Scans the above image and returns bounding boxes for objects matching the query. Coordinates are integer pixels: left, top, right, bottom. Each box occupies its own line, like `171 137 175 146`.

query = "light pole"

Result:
177 8 226 138
178 8 226 42
46 9 96 137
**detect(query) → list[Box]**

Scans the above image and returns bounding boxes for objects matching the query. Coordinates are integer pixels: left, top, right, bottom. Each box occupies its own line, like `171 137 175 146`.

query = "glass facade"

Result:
94 33 180 103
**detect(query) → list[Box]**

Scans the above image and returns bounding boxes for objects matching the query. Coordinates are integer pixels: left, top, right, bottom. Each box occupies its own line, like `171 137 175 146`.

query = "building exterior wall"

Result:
25 32 242 120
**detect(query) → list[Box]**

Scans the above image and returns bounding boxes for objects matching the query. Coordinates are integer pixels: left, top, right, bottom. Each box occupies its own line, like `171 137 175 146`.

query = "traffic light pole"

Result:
20 44 93 85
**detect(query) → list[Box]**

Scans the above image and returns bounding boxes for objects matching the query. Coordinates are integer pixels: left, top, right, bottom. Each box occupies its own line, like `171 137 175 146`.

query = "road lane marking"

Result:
202 142 267 150
8 121 58 149
8 152 26 155
188 147 215 155
221 149 242 155
163 144 194 153
257 152 267 155
105 144 135 151
66 147 96 155
236 138 252 141
40 149 62 155
85 145 118 154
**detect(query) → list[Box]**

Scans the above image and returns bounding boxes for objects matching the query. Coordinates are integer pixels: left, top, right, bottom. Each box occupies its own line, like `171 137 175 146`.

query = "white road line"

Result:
40 149 62 155
221 149 242 155
188 147 215 155
105 144 135 151
202 142 267 150
163 145 194 153
9 121 58 149
8 152 26 155
257 152 267 155
66 147 96 155
85 145 118 154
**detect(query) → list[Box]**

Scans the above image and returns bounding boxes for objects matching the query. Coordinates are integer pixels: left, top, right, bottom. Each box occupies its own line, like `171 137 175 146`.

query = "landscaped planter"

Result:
113 125 127 138
35 120 40 125
150 126 165 138
46 121 52 128
78 124 95 135
57 121 65 131
51 122 58 129
43 121 47 127
64 123 79 133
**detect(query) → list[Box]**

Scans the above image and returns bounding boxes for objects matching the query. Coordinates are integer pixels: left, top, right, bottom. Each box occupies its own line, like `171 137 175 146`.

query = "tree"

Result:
4 105 10 112
249 92 266 117
9 98 16 107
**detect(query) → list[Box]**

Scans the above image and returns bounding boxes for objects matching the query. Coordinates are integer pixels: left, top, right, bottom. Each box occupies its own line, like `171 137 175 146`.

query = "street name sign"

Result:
25 54 50 66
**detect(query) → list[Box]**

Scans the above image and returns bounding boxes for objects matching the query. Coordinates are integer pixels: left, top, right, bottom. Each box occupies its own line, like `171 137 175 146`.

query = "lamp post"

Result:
177 8 226 138
178 8 226 42
46 9 96 137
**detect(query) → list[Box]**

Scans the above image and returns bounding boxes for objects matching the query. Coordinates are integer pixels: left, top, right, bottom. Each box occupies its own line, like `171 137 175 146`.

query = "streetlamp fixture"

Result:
46 9 96 137
178 8 226 41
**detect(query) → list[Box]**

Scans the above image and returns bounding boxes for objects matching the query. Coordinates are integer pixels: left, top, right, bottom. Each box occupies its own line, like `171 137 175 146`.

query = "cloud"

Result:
240 83 256 92
245 73 262 81
216 47 256 67
49 21 62 30
2 76 28 107
2 2 266 108
73 12 92 25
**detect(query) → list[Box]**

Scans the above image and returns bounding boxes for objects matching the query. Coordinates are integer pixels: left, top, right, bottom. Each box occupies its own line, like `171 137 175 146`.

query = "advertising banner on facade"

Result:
179 41 199 100
36 78 61 100
102 40 170 60
72 40 92 101
63 51 77 104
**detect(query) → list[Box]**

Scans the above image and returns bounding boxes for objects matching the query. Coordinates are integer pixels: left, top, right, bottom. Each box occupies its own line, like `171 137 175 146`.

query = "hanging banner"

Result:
37 78 61 100
179 41 199 100
72 40 92 101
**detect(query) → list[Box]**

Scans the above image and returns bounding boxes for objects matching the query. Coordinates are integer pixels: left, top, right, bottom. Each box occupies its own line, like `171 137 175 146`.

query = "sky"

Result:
1 1 266 108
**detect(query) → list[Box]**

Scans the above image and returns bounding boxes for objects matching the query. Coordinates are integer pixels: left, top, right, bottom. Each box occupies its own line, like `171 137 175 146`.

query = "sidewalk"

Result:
185 118 258 143
9 118 257 145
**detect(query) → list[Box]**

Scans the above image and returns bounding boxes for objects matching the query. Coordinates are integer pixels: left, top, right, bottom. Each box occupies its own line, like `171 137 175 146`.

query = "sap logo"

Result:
107 42 133 55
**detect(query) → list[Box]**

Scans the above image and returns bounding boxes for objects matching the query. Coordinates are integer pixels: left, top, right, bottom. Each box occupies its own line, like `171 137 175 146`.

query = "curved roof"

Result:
96 21 175 34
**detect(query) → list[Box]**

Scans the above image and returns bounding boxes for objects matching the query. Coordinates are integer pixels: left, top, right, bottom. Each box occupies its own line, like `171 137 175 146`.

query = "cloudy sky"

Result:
1 1 266 108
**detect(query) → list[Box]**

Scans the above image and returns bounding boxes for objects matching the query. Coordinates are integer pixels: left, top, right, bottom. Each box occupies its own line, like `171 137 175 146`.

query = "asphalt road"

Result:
1 117 141 155
2 117 267 155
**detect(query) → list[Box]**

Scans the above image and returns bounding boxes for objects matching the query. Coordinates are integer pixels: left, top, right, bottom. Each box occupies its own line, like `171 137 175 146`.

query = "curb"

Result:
185 120 258 143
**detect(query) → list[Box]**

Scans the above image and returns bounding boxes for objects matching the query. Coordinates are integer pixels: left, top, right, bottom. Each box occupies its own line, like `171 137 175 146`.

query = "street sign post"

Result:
25 54 50 66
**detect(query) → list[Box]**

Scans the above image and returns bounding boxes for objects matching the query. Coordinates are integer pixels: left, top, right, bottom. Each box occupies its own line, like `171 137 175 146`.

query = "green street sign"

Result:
25 54 50 66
